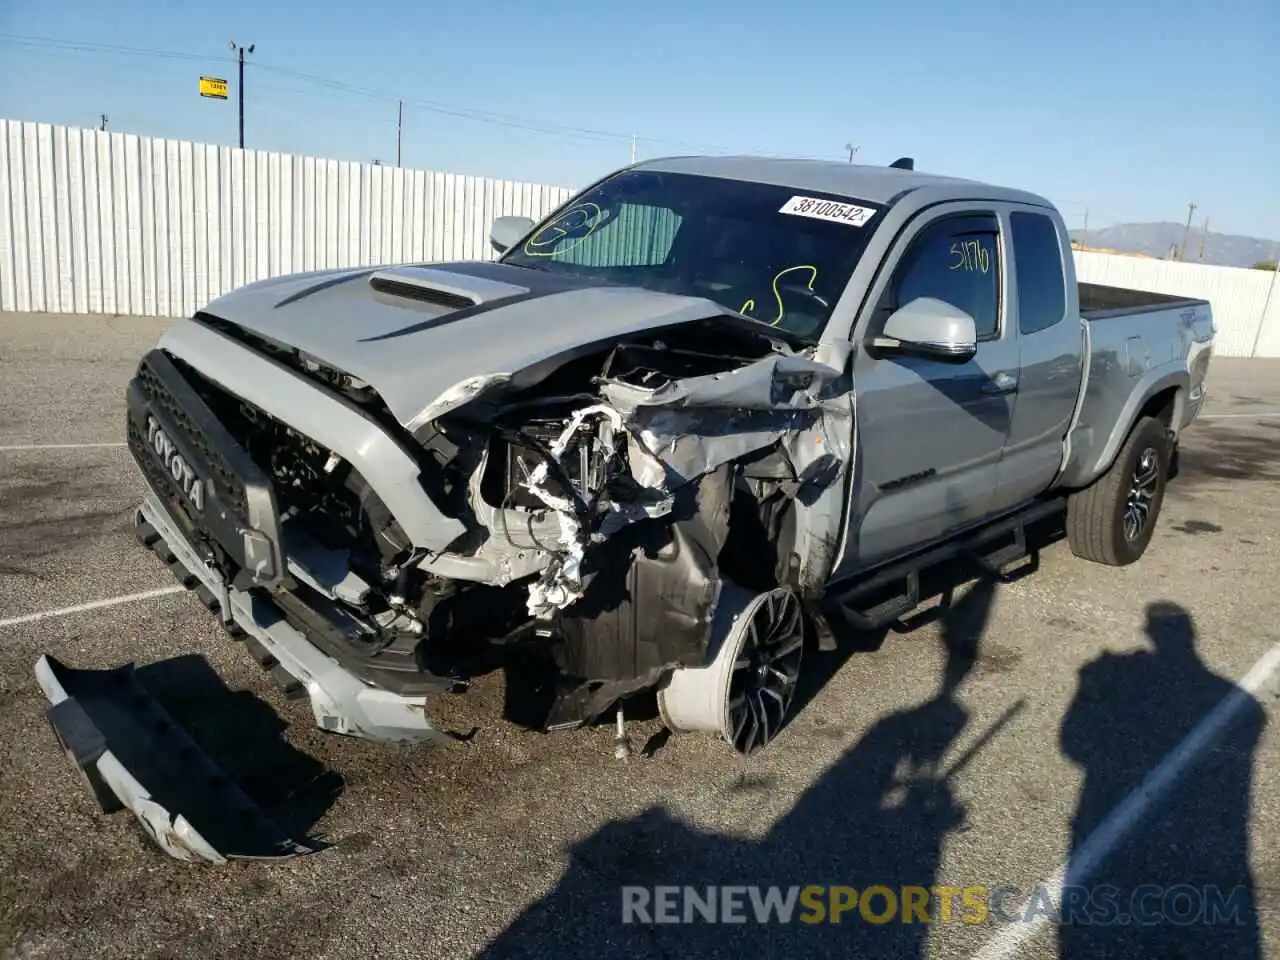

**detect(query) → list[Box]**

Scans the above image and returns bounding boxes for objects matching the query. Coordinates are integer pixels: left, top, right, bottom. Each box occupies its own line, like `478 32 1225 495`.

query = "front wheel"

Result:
1066 415 1171 566
657 585 805 754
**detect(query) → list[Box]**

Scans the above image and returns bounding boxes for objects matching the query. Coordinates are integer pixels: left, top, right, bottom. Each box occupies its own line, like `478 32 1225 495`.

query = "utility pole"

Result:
1081 207 1089 247
845 143 859 163
99 114 108 132
396 100 403 167
630 134 637 164
230 41 255 148
1250 242 1280 358
1178 201 1197 261
1198 217 1209 261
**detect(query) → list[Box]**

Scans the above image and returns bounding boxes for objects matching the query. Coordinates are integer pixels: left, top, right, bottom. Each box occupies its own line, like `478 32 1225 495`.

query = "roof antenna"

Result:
889 157 915 170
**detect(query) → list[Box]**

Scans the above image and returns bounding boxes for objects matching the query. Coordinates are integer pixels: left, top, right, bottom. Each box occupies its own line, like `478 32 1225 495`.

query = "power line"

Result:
0 32 224 63
0 31 760 155
251 61 744 153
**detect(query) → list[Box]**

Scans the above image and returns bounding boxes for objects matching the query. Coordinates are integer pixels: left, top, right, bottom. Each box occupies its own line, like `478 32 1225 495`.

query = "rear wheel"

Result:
1066 415 1170 566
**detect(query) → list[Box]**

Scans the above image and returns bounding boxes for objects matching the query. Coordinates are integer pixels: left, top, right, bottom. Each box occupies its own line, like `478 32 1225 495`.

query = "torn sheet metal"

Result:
514 341 855 622
34 654 316 864
521 404 676 618
407 373 512 433
521 406 610 616
599 344 853 484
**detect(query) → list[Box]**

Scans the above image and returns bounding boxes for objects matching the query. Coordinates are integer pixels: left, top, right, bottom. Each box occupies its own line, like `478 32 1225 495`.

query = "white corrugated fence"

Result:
0 119 573 318
1073 251 1278 358
2 118 1278 356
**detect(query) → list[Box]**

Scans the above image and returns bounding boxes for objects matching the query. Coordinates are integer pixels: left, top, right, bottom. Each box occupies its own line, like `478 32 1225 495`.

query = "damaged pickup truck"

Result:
37 156 1214 860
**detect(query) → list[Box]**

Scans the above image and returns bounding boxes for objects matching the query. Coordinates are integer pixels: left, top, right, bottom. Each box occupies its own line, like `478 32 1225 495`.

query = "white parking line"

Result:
971 641 1280 960
0 442 127 451
0 585 185 629
1199 412 1280 420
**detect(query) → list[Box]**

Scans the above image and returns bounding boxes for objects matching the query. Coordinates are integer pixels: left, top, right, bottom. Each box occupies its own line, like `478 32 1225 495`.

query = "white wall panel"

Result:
4 118 1276 357
1073 251 1279 357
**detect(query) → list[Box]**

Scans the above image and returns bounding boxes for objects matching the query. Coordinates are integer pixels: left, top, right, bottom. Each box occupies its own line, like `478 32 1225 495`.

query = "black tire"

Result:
1066 416 1170 566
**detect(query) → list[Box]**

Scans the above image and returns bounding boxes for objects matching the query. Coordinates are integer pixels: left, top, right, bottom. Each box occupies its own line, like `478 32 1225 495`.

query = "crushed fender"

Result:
470 334 854 728
35 654 318 864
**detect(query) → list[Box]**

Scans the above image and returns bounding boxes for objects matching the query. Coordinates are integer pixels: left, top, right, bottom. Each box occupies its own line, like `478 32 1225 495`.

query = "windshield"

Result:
500 169 884 339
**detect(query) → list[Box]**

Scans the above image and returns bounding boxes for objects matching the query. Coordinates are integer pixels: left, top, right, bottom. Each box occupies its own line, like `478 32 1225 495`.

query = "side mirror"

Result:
490 215 535 255
875 297 978 362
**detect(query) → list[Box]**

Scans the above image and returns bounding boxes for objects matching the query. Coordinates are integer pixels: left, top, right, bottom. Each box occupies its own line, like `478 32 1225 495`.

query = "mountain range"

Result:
1069 222 1278 268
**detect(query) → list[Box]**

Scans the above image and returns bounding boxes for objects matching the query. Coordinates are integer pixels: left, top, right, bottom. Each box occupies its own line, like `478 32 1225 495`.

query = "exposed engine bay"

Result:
174 312 855 730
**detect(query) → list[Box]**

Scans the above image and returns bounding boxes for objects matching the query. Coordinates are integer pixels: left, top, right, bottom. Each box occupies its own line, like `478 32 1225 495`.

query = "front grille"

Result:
134 357 250 520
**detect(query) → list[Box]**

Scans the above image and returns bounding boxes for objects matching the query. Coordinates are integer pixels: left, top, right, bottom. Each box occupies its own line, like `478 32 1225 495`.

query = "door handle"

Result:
982 371 1018 395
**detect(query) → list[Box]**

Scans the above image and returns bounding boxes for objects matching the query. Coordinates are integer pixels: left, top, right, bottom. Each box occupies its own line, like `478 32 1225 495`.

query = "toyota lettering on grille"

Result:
145 415 206 512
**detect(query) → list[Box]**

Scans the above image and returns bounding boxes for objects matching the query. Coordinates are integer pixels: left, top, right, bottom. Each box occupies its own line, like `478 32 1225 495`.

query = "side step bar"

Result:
35 654 316 863
825 499 1064 631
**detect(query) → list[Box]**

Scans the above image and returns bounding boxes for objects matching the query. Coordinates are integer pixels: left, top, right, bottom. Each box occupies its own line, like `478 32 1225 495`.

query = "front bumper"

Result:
35 653 316 863
137 491 444 744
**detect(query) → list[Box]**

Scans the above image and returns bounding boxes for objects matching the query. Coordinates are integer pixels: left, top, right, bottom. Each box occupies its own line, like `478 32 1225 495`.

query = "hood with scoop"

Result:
185 261 785 430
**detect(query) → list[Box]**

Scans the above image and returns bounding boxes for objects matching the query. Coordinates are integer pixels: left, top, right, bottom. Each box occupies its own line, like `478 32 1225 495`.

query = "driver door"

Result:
833 208 1018 576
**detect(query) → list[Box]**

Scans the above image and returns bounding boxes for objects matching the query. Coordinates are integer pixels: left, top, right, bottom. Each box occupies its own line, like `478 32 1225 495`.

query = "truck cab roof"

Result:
631 155 1056 212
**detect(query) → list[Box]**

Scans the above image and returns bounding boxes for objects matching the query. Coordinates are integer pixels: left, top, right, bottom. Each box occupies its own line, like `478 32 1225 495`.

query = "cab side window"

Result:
882 214 1002 339
1010 211 1067 335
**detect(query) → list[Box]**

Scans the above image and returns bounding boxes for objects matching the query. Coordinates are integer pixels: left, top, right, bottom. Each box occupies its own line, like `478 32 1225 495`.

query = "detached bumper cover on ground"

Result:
34 653 315 863
32 491 455 864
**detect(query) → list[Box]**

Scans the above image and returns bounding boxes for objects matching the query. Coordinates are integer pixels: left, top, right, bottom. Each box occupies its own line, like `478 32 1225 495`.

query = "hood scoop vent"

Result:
369 266 530 310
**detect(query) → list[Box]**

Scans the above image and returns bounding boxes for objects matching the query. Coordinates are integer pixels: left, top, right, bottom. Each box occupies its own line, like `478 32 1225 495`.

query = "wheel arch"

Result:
1063 370 1186 490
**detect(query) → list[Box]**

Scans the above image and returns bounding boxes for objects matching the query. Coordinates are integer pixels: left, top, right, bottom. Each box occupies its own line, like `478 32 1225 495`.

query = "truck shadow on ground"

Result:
134 654 343 845
478 590 1265 959
1174 419 1280 485
782 512 1061 740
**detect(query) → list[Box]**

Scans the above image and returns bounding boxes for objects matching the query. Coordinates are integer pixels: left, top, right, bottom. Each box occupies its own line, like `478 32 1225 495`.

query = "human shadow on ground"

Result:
477 576 1002 959
1056 601 1265 958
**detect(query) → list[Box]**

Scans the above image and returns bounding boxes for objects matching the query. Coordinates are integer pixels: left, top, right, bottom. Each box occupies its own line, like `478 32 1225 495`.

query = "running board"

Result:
35 654 317 864
826 499 1063 631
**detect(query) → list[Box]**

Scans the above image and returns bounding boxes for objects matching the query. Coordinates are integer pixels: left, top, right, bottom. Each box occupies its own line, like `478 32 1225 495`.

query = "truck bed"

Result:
1056 290 1214 490
1079 282 1208 320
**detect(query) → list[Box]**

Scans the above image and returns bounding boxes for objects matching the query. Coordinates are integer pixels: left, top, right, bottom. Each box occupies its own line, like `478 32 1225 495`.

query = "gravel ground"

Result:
0 312 1277 960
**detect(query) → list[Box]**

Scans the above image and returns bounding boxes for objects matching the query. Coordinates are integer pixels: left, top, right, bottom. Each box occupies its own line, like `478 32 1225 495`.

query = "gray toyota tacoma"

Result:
37 156 1214 861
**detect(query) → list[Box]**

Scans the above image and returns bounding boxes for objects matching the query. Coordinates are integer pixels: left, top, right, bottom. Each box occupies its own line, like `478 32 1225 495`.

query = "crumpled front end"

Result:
75 289 859 751
402 321 856 727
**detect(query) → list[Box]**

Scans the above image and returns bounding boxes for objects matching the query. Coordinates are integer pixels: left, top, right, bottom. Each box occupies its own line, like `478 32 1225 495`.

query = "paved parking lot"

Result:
1 311 1278 960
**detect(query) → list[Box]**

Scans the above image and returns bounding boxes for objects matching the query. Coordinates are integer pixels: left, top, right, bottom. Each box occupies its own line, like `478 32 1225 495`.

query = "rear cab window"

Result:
1010 211 1067 335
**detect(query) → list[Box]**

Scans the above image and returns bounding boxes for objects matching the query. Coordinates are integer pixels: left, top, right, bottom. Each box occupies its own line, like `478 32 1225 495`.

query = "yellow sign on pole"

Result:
199 76 229 100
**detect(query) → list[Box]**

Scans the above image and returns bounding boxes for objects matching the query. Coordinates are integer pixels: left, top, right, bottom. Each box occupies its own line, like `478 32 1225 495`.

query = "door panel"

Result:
848 343 1017 568
834 209 1016 578
995 210 1083 510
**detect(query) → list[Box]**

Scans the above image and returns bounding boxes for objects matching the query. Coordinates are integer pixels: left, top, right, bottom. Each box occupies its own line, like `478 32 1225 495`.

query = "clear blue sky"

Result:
1 0 1276 238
